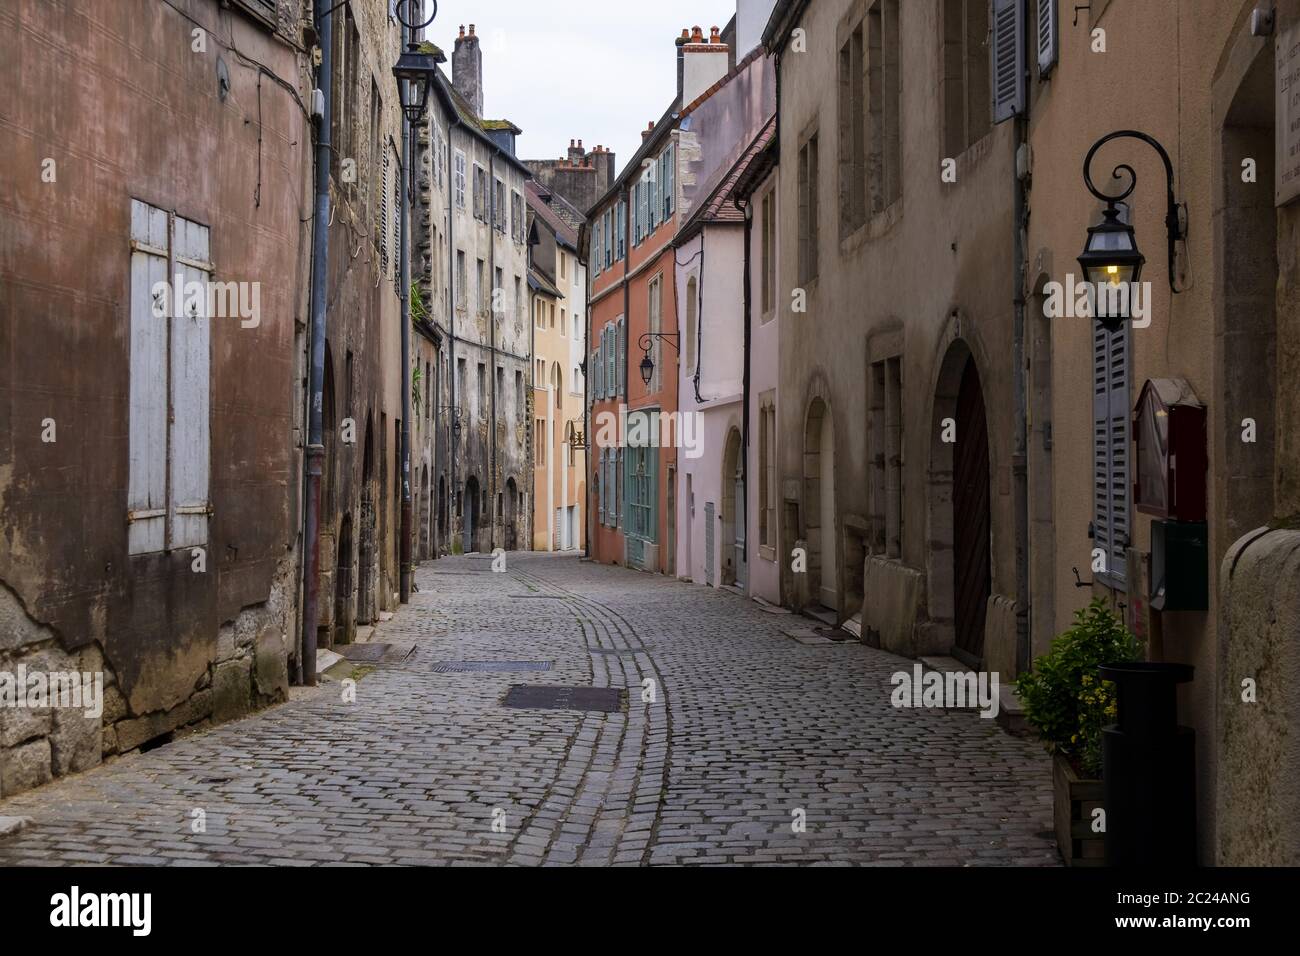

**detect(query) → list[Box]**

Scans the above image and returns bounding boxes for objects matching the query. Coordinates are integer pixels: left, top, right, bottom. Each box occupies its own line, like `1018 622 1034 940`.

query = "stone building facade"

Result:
0 0 315 795
414 24 532 556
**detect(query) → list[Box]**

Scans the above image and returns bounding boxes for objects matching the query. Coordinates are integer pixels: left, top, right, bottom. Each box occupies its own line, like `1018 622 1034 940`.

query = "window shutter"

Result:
1037 0 1058 77
598 449 605 524
128 200 169 554
593 218 602 277
617 317 626 396
649 167 659 231
664 144 675 217
168 214 212 549
617 447 625 528
992 0 1026 124
617 201 626 259
380 151 390 271
1092 320 1129 586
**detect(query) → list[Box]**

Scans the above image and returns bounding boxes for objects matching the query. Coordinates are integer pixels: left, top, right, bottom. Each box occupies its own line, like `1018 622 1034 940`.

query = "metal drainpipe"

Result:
446 106 459 552
299 0 333 687
398 16 412 603
1012 67 1031 674
737 195 753 583
488 150 499 552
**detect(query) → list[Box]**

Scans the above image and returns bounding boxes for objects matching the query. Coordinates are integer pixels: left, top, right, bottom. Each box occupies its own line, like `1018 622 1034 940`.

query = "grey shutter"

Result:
1037 0 1058 77
1092 321 1129 586
992 0 1026 123
128 200 170 554
617 316 626 396
169 214 212 549
664 143 675 217
593 218 601 277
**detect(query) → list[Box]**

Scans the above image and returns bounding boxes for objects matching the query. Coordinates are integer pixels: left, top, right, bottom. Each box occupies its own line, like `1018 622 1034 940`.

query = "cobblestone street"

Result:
0 555 1059 866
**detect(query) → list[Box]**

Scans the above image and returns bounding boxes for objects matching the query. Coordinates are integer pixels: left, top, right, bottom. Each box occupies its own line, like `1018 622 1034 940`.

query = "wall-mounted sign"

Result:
1276 23 1300 206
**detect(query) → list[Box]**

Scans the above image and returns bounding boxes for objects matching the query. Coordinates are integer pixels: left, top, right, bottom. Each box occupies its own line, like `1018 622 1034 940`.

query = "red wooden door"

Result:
953 358 990 662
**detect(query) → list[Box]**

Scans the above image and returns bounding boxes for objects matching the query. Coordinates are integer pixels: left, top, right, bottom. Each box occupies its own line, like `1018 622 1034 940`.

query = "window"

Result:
798 133 819 283
869 356 903 557
515 369 524 420
457 357 467 414
514 276 523 325
759 397 776 550
867 0 902 213
616 200 626 261
942 0 991 157
536 418 546 466
685 275 698 373
368 79 382 229
511 190 524 243
1094 320 1130 588
560 307 566 336
624 435 656 541
454 150 466 208
592 341 603 399
456 251 466 309
128 199 211 554
593 216 603 277
761 188 776 317
839 23 866 233
496 366 504 418
425 360 431 421
606 323 616 397
559 252 566 281
477 258 486 313
493 178 506 232
494 266 503 316
477 362 487 419
473 164 487 220
661 143 675 220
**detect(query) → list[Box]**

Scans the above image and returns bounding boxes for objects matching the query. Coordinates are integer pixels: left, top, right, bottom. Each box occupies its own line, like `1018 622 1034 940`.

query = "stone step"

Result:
996 683 1032 737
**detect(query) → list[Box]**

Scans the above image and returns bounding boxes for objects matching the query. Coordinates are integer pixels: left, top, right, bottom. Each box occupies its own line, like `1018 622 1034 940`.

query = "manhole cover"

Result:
336 643 391 662
433 660 552 673
503 685 624 712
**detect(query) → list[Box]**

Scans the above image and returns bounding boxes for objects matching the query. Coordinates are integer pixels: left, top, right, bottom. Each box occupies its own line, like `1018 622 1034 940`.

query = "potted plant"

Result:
1016 599 1141 866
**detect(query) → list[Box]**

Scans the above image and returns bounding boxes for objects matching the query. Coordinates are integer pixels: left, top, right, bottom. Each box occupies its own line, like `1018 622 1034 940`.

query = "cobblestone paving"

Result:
0 554 1059 866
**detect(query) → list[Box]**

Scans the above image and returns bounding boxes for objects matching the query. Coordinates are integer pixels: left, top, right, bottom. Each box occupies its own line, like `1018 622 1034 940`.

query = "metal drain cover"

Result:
503 685 624 712
337 643 391 662
433 660 552 673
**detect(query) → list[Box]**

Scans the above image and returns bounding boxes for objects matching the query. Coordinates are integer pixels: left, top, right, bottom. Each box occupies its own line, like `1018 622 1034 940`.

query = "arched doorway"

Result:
334 512 354 647
437 473 448 555
928 341 990 665
464 476 479 553
419 465 431 560
803 398 837 610
504 477 518 550
721 427 745 588
358 412 376 625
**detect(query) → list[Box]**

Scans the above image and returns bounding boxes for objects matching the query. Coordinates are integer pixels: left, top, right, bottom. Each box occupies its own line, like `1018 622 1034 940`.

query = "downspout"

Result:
446 103 459 551
1012 47 1031 675
737 195 753 585
299 0 333 687
489 150 498 551
398 15 412 603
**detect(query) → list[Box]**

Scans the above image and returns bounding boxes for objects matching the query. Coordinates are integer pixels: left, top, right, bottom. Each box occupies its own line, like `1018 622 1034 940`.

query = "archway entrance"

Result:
803 398 837 610
464 476 479 553
952 357 991 662
437 473 448 555
358 413 377 625
419 465 431 560
504 478 518 551
334 512 353 647
721 427 745 588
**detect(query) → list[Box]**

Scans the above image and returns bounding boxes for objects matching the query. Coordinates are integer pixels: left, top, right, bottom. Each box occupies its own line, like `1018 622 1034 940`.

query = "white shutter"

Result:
1037 0 1058 77
992 0 1026 124
128 200 169 554
168 215 212 549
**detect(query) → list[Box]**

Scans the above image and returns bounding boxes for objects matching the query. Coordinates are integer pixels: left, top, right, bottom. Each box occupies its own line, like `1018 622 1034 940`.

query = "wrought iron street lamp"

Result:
1079 129 1186 330
638 331 679 387
392 44 437 124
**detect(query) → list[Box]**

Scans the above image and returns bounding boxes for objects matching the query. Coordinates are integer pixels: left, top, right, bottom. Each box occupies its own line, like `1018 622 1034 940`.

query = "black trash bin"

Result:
1100 662 1196 866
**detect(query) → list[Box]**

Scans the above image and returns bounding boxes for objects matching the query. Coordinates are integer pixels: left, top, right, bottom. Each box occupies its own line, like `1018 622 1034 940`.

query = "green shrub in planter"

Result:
1016 599 1141 778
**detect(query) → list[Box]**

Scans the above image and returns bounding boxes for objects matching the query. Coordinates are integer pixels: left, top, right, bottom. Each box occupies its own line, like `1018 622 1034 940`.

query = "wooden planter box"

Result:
1053 752 1105 867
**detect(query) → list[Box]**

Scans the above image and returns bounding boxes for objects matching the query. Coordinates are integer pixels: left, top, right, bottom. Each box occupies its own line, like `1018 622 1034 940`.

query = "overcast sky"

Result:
420 0 740 176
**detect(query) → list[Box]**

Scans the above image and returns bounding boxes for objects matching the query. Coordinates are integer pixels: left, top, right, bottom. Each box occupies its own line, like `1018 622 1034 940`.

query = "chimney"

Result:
567 138 584 165
641 120 656 141
680 23 729 106
452 23 483 116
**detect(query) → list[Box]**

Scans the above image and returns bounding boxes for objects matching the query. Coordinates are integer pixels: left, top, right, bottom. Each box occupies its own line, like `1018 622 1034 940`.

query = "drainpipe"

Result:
446 102 460 551
398 16 412 603
299 0 333 687
489 151 498 551
737 195 753 587
1012 63 1031 675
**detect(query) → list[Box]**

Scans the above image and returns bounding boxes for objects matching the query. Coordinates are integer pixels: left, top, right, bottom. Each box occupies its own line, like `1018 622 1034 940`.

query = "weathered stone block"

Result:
212 657 252 724
0 705 51 748
254 629 289 701
0 738 52 797
51 704 102 776
862 557 929 657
